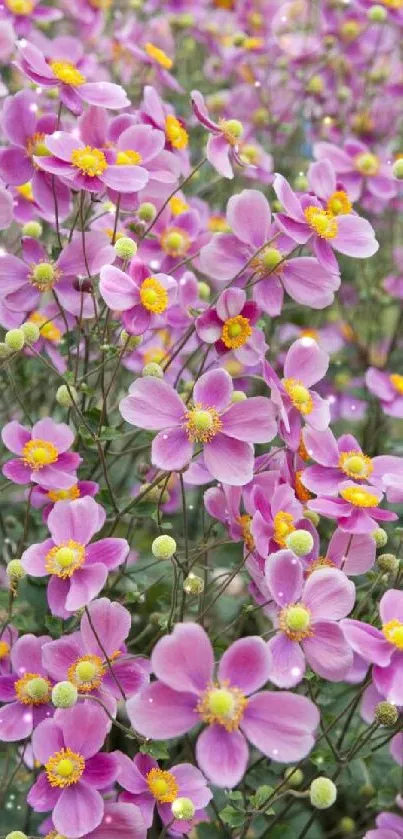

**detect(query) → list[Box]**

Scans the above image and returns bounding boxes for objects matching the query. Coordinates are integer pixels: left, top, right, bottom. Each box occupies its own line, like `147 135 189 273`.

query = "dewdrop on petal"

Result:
21 321 40 344
183 573 204 595
286 529 314 557
52 681 78 709
56 384 78 408
138 202 157 222
377 553 399 574
22 220 43 238
375 701 399 726
5 329 25 351
152 535 177 560
284 766 304 787
114 237 137 260
310 777 337 810
171 797 196 820
143 362 164 378
392 159 403 180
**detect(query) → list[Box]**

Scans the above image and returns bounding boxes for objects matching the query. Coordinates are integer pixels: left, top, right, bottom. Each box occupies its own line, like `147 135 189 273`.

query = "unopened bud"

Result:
21 221 43 238
152 535 177 560
310 777 337 810
120 330 142 351
339 817 356 835
392 159 403 180
56 384 78 408
0 342 12 359
197 281 211 301
138 202 157 222
5 329 25 351
171 797 195 820
114 236 137 260
286 529 314 557
375 701 399 726
183 573 204 595
377 553 399 574
303 510 320 526
21 321 40 344
284 766 304 787
231 390 247 403
373 527 388 548
6 832 29 839
368 4 387 22
7 560 25 588
142 362 164 378
52 681 78 708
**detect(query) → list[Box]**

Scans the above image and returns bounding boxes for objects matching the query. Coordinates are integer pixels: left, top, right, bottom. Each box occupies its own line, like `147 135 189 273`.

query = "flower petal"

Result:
195 724 249 788
151 623 213 693
218 637 271 695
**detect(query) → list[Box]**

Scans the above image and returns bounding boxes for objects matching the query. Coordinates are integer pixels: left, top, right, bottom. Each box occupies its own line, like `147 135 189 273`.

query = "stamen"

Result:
45 540 86 579
146 768 179 803
197 680 248 732
139 277 169 314
221 315 252 349
273 511 295 546
15 673 51 705
50 61 86 86
338 451 373 479
283 378 314 415
304 206 338 239
22 439 58 470
46 747 85 788
165 115 188 149
183 404 223 443
339 486 379 507
383 619 403 649
71 146 107 177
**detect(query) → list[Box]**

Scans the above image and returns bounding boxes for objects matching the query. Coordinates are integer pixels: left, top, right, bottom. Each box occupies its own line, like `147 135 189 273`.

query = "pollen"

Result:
305 556 336 577
0 640 10 659
50 61 86 86
15 672 51 706
197 680 248 732
283 378 314 415
208 215 230 232
165 115 188 149
273 511 295 546
338 451 373 480
252 246 284 275
379 0 403 7
237 514 255 552
16 182 34 201
46 748 85 788
160 227 191 257
304 206 338 239
184 404 223 443
22 439 58 470
5 0 34 13
239 144 260 165
280 604 312 641
295 470 312 503
220 119 244 145
67 654 105 692
71 146 107 177
115 149 143 165
390 374 403 395
48 485 81 502
221 315 252 349
383 619 403 649
169 196 189 215
146 768 179 803
145 42 173 70
27 131 49 159
45 540 86 579
29 312 62 343
298 436 310 462
89 0 112 7
139 277 169 314
340 486 379 507
355 152 380 176
326 190 352 216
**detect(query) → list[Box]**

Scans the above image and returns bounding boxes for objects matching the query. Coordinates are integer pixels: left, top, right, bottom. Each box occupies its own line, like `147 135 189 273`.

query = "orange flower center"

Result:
184 404 223 443
22 439 58 470
0 640 10 660
46 748 85 788
197 680 248 731
47 485 81 502
237 514 255 552
221 315 252 349
326 190 352 216
390 373 403 395
29 312 62 343
146 768 179 802
15 672 51 705
67 654 105 692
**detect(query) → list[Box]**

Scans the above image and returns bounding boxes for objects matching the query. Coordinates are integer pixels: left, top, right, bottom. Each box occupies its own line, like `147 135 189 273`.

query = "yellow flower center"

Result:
143 347 166 366
139 277 168 314
49 61 86 87
208 215 230 233
46 748 85 788
27 131 49 159
169 196 189 215
22 439 58 470
115 149 143 165
355 152 380 176
239 144 260 165
89 0 112 7
45 540 86 579
184 404 223 443
305 556 336 576
221 315 252 349
67 654 105 692
165 114 188 149
340 486 379 507
237 514 255 552
146 768 179 803
5 0 33 13
383 619 403 649
145 42 173 70
30 262 58 291
283 378 314 415
338 451 373 479
15 672 51 705
0 640 10 659
71 146 107 177
326 190 352 216
16 182 34 201
29 312 62 343
273 511 295 546
220 119 244 145
340 19 361 40
390 374 403 395
295 470 312 503
160 227 190 257
378 0 403 8
304 206 338 239
197 681 248 731
280 604 312 641
48 485 81 503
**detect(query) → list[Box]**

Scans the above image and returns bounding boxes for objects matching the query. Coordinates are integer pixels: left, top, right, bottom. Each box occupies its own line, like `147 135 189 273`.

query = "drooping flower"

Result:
119 368 277 485
0 633 54 741
2 418 80 489
196 287 267 365
100 259 177 335
126 623 319 787
191 89 245 178
21 497 129 616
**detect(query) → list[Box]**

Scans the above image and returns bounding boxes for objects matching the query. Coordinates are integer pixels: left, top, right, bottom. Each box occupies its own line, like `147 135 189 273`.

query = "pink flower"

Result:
363 811 403 839
266 551 355 687
308 480 397 533
41 803 146 839
2 418 80 489
313 139 397 203
191 89 245 178
196 287 267 365
0 633 54 741
21 497 129 616
100 259 177 335
31 479 99 523
366 367 403 420
119 368 277 485
126 623 319 787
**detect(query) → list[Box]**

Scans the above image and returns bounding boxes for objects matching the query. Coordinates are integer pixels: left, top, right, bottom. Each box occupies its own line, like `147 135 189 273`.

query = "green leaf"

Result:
140 740 170 759
44 615 64 637
196 825 223 839
228 790 244 803
219 806 245 827
249 784 274 809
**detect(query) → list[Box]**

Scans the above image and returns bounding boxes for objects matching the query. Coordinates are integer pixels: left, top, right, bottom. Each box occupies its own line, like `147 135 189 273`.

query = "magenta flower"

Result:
42 802 146 839
35 131 149 195
266 551 355 687
42 598 150 715
364 812 403 839
31 479 99 523
263 337 331 450
120 368 277 485
196 288 267 365
126 623 319 787
251 480 304 560
100 260 177 335
0 0 61 36
28 702 118 838
343 590 403 706
308 480 397 534
118 752 212 833
2 418 80 489
273 173 378 273
191 89 245 178
366 367 403 419
21 497 129 616
0 633 54 742
17 40 130 116
0 624 18 674
139 85 190 175
200 189 340 314
314 139 397 203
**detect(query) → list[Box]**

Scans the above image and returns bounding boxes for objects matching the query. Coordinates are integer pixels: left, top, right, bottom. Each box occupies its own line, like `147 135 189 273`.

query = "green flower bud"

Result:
171 797 196 820
368 4 387 22
339 817 356 835
306 75 324 95
392 159 403 180
309 777 337 810
120 330 143 351
183 573 204 595
286 529 314 557
21 221 43 238
375 701 399 726
294 173 309 191
373 527 388 548
21 321 40 344
138 482 169 504
5 329 25 351
284 766 304 787
52 681 78 708
138 202 157 222
359 783 375 799
56 384 78 408
142 362 164 378
303 510 320 526
0 342 12 359
7 559 25 584
377 553 399 574
231 390 247 403
197 281 211 301
6 832 29 839
152 534 177 560
114 236 137 260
